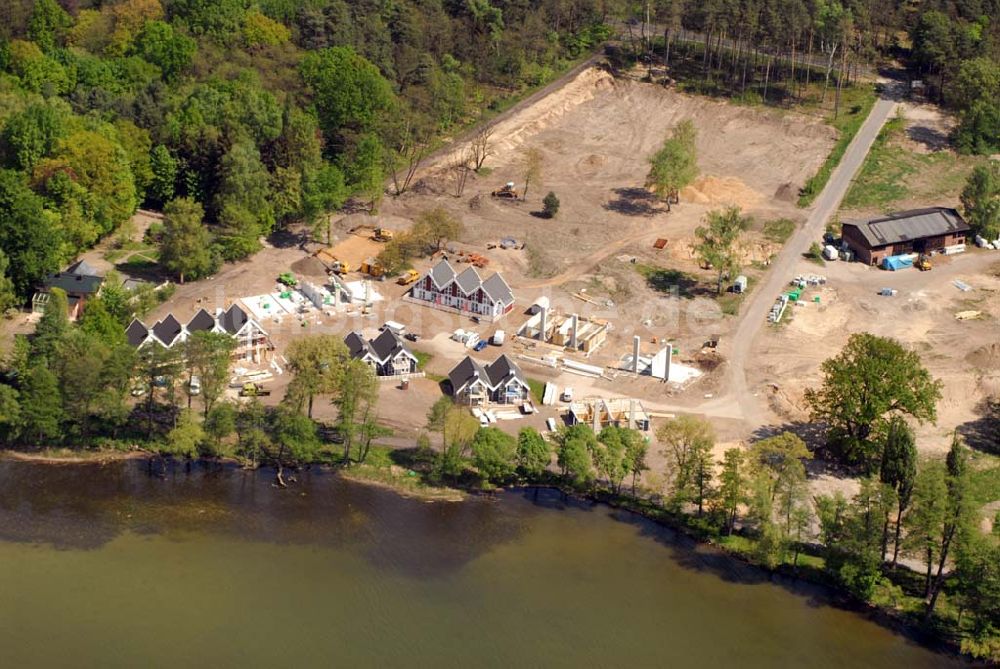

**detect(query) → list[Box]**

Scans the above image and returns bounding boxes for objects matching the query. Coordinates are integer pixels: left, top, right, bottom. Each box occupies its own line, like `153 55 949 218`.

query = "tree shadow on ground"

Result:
751 421 859 479
114 255 166 282
639 267 702 298
957 397 1000 455
269 228 309 250
751 420 829 450
604 187 662 216
906 124 952 152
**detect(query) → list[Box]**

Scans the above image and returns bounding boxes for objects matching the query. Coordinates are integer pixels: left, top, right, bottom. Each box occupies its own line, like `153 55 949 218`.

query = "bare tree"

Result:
521 147 543 201
390 119 430 196
469 127 495 171
451 151 473 198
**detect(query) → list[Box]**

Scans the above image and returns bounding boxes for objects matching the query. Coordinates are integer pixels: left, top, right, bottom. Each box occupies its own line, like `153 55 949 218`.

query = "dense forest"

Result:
0 0 611 308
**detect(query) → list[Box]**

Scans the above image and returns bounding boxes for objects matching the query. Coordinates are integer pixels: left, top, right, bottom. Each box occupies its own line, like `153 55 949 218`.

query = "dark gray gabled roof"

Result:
481 272 514 306
369 328 413 363
486 354 525 388
220 304 248 334
448 355 488 394
125 319 149 348
454 266 483 295
844 207 970 249
344 331 373 360
428 259 456 288
152 314 183 346
186 308 216 333
41 272 104 296
66 259 100 277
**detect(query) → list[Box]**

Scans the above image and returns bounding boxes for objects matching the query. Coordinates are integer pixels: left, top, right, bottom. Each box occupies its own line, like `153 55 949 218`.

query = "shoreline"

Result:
0 449 972 662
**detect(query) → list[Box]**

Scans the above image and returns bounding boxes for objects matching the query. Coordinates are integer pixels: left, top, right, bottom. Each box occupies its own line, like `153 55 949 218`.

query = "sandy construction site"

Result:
387 66 835 283
365 65 839 370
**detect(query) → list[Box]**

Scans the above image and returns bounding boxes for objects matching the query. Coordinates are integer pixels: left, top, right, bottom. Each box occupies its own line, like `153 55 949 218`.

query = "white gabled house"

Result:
408 259 515 321
125 304 272 363
344 329 418 378
448 354 529 407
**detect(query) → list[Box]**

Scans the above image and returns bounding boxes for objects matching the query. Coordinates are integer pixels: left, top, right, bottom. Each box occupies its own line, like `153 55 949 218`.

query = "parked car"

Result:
188 376 201 396
561 387 574 402
404 333 420 342
130 385 146 397
473 339 489 352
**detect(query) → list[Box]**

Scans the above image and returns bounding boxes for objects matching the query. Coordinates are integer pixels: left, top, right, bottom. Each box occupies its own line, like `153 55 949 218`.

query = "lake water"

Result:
0 459 962 667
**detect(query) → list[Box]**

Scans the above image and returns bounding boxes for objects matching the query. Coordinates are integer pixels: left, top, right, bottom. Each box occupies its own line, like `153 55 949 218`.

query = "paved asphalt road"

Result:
724 90 900 428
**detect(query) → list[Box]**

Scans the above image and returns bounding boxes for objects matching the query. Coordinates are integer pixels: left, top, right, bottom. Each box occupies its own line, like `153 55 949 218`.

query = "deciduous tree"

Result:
160 197 215 283
694 206 751 295
805 333 942 469
646 119 698 211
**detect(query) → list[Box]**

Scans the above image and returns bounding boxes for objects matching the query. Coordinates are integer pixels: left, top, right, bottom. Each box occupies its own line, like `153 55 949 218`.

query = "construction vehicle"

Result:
374 227 394 242
330 260 350 275
239 382 271 397
916 254 932 271
360 258 385 278
396 269 420 286
491 182 520 200
277 272 297 287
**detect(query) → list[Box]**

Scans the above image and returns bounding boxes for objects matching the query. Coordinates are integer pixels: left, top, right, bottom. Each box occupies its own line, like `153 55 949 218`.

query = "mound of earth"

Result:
681 176 763 209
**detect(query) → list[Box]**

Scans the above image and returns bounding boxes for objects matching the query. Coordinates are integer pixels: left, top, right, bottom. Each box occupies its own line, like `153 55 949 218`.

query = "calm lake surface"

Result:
0 459 963 668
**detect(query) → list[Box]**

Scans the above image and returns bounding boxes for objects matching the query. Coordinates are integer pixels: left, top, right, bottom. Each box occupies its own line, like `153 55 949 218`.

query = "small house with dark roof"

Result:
152 314 184 348
842 207 970 266
125 319 150 348
408 258 515 321
186 308 221 334
344 329 418 377
124 303 271 362
32 259 105 320
448 354 528 406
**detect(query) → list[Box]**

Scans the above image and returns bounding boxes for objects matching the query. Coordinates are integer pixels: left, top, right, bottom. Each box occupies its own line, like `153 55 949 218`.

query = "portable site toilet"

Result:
733 275 748 294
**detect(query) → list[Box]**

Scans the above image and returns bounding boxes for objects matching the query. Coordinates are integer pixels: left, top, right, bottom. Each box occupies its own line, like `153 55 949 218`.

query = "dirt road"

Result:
725 89 900 427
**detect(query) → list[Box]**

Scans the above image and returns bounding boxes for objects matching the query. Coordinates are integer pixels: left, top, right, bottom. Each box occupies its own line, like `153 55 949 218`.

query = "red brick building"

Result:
842 207 970 266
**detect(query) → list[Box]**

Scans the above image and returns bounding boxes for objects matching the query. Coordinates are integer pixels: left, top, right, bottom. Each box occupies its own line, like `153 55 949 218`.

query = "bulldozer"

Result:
491 182 520 200
916 254 932 271
374 227 394 242
396 269 420 286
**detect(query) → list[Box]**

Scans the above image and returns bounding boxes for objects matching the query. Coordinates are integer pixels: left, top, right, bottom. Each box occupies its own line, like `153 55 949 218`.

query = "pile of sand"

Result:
681 176 763 209
290 255 328 279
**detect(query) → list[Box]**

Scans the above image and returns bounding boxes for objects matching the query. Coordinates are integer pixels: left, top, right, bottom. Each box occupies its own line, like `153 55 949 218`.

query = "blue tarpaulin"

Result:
883 255 913 271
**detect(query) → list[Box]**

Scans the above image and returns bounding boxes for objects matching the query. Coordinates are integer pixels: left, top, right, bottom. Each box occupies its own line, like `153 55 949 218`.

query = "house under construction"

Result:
567 398 650 432
516 306 609 355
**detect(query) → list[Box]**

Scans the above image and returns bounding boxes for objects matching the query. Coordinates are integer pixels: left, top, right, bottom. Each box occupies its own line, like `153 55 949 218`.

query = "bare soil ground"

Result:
747 253 1000 456
376 66 835 378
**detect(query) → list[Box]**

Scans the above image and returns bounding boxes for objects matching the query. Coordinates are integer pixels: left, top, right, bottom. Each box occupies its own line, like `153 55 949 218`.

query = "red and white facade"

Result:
409 259 515 320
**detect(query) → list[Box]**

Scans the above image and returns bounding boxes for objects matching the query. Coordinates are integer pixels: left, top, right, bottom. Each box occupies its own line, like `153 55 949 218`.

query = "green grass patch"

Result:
799 85 878 207
842 115 986 211
968 451 1000 507
526 377 545 403
412 349 432 370
761 217 797 244
633 263 698 297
